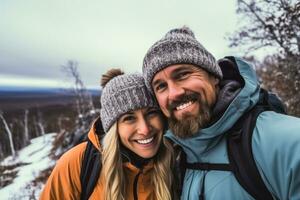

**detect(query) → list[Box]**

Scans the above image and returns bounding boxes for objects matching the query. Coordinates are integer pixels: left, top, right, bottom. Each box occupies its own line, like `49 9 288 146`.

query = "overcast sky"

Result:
0 0 240 88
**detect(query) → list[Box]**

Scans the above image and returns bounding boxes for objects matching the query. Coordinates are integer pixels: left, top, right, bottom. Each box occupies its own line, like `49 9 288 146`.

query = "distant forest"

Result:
0 61 101 160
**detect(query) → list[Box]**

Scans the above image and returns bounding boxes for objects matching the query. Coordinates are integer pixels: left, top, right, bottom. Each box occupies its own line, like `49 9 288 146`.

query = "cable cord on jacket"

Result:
199 171 208 200
133 169 143 200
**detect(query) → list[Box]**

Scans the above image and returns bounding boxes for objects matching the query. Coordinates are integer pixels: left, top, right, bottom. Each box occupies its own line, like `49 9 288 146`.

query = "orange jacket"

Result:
40 120 155 200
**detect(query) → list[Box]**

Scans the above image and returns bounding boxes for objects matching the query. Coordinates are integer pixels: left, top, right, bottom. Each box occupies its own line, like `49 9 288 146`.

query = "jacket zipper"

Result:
133 169 142 200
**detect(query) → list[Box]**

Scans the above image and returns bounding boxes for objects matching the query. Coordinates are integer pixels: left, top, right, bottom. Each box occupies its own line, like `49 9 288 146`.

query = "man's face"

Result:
151 64 219 138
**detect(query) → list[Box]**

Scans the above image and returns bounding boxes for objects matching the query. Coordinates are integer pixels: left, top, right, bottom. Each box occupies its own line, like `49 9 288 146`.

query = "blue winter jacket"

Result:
165 57 300 200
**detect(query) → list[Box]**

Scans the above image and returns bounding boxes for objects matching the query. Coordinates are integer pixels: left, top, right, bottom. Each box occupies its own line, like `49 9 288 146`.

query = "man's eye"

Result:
155 83 167 92
176 71 190 79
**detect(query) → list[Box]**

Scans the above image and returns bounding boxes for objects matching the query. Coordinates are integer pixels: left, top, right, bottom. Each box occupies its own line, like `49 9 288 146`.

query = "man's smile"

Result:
176 101 194 111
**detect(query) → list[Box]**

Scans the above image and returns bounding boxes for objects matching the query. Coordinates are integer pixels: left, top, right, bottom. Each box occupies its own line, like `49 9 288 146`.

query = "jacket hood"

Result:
165 57 260 162
88 117 104 151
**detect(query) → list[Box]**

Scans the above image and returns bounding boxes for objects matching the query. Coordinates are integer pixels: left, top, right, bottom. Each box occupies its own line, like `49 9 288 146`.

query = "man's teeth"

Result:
176 101 193 111
137 137 154 144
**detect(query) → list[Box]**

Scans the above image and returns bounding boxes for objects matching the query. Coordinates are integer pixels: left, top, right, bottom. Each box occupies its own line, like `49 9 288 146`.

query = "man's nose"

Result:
168 82 185 101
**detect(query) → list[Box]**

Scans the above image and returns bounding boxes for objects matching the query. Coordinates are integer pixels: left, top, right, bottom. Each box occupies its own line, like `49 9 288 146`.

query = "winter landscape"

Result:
0 66 101 199
0 133 56 199
1 0 299 199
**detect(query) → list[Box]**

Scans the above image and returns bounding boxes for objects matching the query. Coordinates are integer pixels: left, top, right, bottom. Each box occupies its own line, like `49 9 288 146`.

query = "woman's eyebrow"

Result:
145 107 156 112
120 111 134 118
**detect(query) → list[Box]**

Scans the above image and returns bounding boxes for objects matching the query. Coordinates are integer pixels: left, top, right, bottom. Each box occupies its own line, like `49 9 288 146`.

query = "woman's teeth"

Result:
137 137 154 144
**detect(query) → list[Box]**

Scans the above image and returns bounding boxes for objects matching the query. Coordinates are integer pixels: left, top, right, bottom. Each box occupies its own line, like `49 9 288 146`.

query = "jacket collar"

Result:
165 57 261 162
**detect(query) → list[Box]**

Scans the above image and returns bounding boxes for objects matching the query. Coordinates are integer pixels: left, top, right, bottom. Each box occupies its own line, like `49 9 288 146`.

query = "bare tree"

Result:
0 111 16 157
229 0 300 116
62 60 95 118
0 144 4 159
57 115 64 132
36 110 45 136
32 116 39 138
229 0 300 57
23 109 30 145
37 122 45 136
256 55 300 116
61 60 99 146
57 115 71 133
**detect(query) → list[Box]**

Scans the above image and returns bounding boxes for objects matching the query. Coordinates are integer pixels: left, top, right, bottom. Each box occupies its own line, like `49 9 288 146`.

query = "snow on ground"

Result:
0 133 56 199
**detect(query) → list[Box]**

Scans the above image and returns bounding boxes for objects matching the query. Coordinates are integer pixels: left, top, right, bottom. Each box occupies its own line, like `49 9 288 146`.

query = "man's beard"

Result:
167 92 212 139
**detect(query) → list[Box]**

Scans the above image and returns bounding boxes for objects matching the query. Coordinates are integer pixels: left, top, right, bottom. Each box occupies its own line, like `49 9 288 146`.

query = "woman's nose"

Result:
136 118 151 135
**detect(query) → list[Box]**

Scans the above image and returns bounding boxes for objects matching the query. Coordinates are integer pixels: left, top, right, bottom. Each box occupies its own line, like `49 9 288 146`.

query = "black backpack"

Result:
80 139 102 200
79 119 103 200
179 88 286 200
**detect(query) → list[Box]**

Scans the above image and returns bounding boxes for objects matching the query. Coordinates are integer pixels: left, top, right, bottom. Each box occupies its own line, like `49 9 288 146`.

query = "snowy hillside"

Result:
0 133 56 199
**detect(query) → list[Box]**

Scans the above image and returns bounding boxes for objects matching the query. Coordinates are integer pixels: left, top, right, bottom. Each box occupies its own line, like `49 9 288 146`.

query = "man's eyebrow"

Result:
152 65 193 87
170 65 193 77
152 78 163 88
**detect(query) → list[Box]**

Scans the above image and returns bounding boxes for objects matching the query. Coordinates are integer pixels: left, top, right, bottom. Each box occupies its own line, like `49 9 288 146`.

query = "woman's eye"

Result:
147 109 159 117
122 115 135 122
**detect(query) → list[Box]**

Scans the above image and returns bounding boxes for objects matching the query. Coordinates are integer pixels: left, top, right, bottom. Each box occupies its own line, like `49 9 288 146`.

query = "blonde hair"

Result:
151 138 174 200
102 123 125 200
101 122 174 200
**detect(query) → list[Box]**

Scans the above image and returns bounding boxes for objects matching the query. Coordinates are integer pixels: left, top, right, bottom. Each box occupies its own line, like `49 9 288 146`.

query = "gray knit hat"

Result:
143 26 223 93
100 73 158 132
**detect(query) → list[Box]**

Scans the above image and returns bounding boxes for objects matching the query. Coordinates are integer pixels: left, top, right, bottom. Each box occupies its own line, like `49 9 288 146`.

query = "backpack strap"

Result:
259 88 286 114
167 139 186 198
182 90 275 200
226 87 285 199
80 139 102 200
184 162 233 171
226 104 273 200
180 149 234 200
184 158 233 200
178 147 187 187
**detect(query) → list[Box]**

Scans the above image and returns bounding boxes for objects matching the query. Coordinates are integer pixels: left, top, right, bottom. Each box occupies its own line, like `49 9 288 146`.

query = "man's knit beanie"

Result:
143 26 223 93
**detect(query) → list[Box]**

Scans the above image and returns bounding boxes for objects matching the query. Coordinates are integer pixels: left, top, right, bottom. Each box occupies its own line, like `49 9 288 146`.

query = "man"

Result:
142 26 300 199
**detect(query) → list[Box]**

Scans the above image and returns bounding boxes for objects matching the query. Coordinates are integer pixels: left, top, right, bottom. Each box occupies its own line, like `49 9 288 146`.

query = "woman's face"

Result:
117 107 164 159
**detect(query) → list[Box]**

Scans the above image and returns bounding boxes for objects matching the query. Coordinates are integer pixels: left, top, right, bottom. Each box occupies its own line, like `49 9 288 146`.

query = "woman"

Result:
40 69 175 200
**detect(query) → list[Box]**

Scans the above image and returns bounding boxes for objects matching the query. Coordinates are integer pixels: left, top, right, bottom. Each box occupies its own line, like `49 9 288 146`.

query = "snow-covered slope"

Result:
0 133 56 199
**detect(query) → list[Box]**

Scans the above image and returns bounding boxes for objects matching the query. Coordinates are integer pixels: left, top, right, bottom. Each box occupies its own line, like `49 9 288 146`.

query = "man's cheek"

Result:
161 106 170 117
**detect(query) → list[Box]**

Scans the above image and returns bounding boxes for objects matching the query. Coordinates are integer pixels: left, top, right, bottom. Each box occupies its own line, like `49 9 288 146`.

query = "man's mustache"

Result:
167 92 200 111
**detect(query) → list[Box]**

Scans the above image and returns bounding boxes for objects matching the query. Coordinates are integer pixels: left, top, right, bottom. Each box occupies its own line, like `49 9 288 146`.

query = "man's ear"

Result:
214 77 220 86
209 75 219 87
